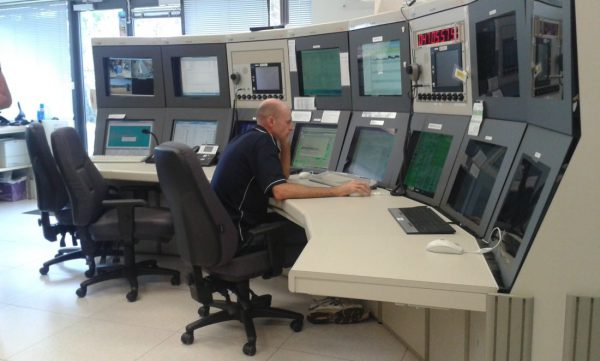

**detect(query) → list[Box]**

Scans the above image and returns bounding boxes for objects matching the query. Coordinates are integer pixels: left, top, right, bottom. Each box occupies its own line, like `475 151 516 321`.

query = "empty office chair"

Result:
154 142 304 356
24 123 82 275
51 127 180 302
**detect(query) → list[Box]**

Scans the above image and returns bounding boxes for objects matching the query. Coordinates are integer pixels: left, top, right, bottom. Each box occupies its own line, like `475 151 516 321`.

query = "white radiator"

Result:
563 295 600 361
485 294 533 361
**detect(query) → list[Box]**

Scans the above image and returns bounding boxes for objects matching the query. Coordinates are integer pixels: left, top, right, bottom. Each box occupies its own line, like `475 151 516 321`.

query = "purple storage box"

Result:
0 177 27 202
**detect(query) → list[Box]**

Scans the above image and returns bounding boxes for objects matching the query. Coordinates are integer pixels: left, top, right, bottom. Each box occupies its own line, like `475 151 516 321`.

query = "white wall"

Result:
311 0 374 24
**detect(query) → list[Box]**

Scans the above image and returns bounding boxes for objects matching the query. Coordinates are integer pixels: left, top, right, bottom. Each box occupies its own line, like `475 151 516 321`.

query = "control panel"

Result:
409 7 473 116
227 40 291 108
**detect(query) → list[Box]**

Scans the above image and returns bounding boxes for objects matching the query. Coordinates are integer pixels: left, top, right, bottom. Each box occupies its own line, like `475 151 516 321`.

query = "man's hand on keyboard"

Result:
335 180 372 197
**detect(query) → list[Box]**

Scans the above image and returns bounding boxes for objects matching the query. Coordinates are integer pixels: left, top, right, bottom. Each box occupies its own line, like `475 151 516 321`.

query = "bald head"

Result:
256 99 289 126
255 99 293 142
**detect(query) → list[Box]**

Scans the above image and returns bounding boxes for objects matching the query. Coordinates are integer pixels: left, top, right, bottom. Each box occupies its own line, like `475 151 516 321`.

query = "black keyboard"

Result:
388 206 455 234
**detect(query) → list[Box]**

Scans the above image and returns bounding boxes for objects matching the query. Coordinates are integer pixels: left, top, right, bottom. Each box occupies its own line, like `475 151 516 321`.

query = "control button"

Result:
251 95 257 100
426 93 432 100
441 94 447 101
278 94 284 99
452 94 458 101
241 95 247 100
267 94 273 98
237 95 242 100
436 94 442 101
417 94 423 100
458 93 464 101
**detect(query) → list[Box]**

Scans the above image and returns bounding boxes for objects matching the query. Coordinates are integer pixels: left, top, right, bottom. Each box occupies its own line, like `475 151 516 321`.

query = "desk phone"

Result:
196 144 219 166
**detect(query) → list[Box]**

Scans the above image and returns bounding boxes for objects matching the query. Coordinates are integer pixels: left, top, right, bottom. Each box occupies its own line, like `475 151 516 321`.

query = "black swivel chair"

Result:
154 142 304 356
24 123 82 275
50 127 180 302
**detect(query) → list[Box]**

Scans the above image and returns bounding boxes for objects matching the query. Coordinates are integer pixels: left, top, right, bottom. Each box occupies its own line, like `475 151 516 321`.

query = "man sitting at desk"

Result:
211 99 371 324
212 98 370 250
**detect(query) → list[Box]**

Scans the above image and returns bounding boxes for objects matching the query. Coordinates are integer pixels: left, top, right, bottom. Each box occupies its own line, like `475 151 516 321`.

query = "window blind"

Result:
288 0 311 27
183 0 269 35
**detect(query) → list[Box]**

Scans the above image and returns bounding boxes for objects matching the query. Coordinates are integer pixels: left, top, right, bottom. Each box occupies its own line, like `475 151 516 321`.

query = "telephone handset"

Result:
195 144 219 166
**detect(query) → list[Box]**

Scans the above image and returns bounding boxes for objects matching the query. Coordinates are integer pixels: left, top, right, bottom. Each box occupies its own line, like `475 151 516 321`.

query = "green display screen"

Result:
358 40 402 96
106 121 152 149
292 125 337 170
404 132 453 198
299 48 342 96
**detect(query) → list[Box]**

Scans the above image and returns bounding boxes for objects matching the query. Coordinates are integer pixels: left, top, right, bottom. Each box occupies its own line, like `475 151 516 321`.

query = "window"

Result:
133 5 182 37
0 1 73 125
184 0 312 35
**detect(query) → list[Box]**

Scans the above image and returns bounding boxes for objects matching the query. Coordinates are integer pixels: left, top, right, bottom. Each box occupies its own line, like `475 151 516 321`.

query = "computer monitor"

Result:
229 109 258 140
525 0 577 135
93 44 165 108
288 25 351 110
349 22 411 112
299 48 342 97
172 120 218 147
291 124 338 172
337 113 409 188
252 63 283 94
431 44 463 93
162 42 231 108
402 114 469 207
486 125 572 291
440 119 527 237
469 0 528 121
105 120 153 156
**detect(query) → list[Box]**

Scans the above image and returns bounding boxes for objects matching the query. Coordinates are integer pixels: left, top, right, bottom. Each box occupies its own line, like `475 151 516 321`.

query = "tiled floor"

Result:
0 200 419 361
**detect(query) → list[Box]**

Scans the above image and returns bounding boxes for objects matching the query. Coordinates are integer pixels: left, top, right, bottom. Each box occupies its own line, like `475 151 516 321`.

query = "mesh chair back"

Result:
51 127 108 226
25 123 70 212
155 142 238 268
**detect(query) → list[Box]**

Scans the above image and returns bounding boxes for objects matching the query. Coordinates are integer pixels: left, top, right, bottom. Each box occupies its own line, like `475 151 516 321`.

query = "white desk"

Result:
96 160 498 312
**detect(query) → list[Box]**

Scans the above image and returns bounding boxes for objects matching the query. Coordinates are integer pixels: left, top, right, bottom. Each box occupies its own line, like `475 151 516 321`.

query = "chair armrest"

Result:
101 199 147 245
247 220 288 279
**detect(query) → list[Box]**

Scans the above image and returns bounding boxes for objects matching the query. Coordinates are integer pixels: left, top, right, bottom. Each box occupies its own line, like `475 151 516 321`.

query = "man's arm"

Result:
279 139 291 179
0 65 12 110
271 180 371 201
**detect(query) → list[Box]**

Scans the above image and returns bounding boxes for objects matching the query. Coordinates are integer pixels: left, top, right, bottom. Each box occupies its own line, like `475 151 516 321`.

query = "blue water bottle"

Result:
37 103 45 122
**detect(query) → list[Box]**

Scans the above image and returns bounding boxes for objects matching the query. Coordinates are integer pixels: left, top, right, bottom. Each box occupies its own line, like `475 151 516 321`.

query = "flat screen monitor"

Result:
172 120 218 147
105 120 153 156
404 132 453 199
180 56 220 97
343 126 396 181
431 44 463 93
251 63 283 94
299 48 342 97
291 124 338 171
476 12 520 97
493 155 550 259
107 57 154 96
358 40 402 96
446 139 507 226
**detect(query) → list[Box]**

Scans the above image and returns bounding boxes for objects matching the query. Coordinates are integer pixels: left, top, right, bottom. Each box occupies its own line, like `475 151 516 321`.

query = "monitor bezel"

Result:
93 45 165 108
162 43 231 108
162 108 233 151
349 22 411 112
485 125 572 291
336 112 409 188
289 110 352 173
290 32 352 110
469 0 529 122
439 118 527 237
403 114 470 207
95 108 168 155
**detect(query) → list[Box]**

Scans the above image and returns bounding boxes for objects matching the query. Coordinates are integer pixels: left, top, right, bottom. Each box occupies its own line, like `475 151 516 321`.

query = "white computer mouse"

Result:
298 171 311 179
426 239 464 255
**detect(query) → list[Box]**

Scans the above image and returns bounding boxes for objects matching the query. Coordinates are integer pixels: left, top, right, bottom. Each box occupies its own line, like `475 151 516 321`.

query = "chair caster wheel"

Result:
198 306 210 317
126 289 138 302
76 287 87 298
84 269 95 278
181 332 194 345
290 318 303 332
171 275 181 286
243 342 256 356
39 266 49 275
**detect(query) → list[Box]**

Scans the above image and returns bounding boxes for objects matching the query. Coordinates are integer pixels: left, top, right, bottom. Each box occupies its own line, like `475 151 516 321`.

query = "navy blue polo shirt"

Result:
211 126 286 241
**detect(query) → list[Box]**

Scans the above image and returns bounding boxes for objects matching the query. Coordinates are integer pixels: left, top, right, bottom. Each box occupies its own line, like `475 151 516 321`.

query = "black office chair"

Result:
154 142 304 356
51 127 180 302
24 123 83 275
